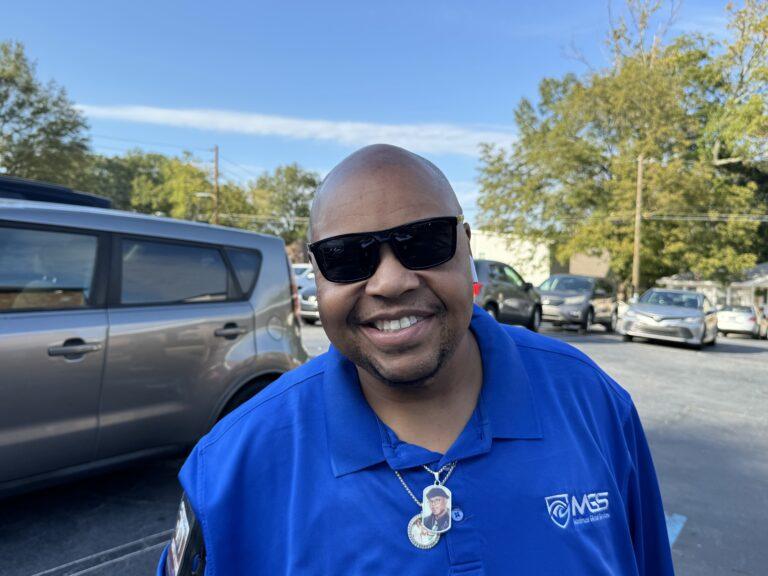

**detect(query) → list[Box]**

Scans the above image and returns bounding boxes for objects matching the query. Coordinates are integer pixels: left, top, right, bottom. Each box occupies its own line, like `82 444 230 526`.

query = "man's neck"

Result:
358 330 483 454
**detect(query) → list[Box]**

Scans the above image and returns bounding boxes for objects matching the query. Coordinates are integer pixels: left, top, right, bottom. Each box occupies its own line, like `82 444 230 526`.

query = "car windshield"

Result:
292 266 309 277
640 290 702 309
539 276 593 293
720 305 752 313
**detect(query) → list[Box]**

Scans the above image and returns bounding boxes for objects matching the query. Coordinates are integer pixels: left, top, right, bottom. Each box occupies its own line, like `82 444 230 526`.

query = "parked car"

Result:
537 274 618 332
0 199 307 496
299 284 320 324
292 263 316 292
473 259 541 331
717 304 768 339
619 288 717 349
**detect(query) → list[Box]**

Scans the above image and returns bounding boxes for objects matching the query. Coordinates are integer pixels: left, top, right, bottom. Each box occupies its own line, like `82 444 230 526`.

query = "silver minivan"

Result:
0 200 307 496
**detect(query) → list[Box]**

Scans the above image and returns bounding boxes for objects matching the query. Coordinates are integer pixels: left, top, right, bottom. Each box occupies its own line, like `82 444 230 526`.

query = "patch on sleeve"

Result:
166 493 205 576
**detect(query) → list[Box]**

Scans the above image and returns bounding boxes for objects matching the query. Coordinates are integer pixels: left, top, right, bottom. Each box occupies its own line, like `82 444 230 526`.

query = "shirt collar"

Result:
323 304 543 477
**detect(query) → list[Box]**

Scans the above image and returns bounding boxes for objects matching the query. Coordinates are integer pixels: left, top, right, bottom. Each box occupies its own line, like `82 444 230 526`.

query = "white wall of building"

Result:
469 229 550 285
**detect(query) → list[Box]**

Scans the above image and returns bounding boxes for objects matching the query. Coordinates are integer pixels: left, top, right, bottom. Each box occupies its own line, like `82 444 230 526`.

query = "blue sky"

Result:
1 0 730 224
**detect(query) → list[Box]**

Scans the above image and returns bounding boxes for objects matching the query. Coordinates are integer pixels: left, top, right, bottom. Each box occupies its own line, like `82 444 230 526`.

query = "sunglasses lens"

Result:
314 236 377 283
392 218 456 269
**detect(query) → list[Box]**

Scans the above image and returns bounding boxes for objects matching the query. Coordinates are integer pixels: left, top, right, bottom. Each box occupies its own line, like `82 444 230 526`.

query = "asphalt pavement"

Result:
1 322 766 575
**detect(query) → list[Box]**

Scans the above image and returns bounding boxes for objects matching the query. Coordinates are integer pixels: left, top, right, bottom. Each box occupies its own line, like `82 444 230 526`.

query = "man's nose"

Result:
364 243 419 298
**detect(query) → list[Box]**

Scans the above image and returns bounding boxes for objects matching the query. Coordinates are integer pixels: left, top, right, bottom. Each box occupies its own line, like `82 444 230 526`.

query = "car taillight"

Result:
290 274 301 318
473 282 483 298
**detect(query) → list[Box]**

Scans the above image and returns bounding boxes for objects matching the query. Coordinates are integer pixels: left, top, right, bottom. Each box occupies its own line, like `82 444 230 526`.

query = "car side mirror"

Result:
523 282 533 291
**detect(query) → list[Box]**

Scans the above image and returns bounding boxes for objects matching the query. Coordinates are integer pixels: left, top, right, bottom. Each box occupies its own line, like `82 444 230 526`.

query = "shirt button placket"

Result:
442 473 485 575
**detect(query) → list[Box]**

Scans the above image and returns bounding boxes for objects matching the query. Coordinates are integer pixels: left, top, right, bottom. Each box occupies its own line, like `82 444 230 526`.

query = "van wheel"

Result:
485 303 499 321
218 377 275 421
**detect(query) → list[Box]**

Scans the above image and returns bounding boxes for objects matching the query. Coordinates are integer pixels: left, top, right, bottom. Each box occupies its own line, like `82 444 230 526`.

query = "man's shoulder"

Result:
200 353 328 451
500 324 632 409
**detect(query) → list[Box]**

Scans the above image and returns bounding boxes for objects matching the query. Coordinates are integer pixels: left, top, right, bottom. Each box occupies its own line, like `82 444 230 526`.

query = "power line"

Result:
90 133 212 153
220 156 263 180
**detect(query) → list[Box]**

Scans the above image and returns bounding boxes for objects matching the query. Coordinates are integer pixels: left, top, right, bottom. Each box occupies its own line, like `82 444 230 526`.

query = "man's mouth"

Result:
372 315 426 332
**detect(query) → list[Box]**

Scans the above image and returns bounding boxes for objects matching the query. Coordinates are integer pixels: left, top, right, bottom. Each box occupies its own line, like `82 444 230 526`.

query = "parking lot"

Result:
1 323 766 576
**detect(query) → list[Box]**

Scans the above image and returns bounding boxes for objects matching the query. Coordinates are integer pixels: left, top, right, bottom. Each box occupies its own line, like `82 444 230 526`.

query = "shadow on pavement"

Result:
0 457 184 576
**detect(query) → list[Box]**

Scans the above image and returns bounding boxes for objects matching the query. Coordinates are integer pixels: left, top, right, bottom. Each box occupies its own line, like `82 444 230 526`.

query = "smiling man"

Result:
158 144 675 575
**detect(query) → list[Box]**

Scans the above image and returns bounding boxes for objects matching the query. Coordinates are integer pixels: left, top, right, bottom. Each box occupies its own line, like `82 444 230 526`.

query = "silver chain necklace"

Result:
394 462 457 550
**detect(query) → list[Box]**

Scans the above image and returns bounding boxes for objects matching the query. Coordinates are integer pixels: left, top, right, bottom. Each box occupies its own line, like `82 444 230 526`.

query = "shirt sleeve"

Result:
622 402 675 575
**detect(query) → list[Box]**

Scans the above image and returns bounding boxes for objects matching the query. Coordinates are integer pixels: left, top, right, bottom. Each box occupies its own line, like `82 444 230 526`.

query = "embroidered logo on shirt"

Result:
545 492 610 529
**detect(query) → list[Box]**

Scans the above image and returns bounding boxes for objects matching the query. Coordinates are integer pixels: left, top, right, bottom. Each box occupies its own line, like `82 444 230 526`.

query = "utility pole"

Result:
213 145 220 225
631 153 644 300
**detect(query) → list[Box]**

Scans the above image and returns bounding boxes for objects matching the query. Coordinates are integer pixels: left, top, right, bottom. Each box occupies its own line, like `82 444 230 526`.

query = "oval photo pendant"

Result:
407 513 440 549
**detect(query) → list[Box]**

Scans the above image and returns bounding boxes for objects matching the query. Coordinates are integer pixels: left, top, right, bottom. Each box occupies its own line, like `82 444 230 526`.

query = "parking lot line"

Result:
28 530 172 576
665 513 687 546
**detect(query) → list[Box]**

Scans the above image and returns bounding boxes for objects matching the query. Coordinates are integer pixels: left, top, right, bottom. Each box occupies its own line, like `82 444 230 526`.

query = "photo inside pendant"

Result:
421 485 452 534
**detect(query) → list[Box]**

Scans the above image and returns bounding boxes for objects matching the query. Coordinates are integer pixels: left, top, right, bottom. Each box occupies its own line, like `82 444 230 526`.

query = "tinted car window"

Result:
503 265 524 287
539 276 593 293
226 248 262 295
597 280 613 294
0 226 98 311
121 239 229 305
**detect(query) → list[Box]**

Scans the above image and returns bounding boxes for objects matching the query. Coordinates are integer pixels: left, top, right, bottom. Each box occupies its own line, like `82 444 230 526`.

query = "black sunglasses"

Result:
307 215 463 283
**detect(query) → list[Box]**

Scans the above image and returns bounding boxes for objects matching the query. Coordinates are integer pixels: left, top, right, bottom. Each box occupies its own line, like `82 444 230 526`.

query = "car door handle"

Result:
48 339 103 357
215 324 248 339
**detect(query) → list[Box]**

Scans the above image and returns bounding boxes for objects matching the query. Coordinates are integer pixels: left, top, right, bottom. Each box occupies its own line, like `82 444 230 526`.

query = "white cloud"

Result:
673 12 729 38
78 104 515 158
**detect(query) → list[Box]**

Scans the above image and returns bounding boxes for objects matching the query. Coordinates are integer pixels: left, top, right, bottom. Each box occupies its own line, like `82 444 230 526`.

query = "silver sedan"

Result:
619 288 718 350
718 305 768 339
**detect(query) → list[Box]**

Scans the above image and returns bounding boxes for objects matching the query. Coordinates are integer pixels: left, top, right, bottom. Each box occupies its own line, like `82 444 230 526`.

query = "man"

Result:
159 144 674 575
423 486 451 533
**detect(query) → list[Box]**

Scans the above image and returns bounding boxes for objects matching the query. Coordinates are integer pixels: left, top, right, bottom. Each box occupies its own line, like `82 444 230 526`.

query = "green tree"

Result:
249 163 320 251
477 0 767 288
0 41 90 185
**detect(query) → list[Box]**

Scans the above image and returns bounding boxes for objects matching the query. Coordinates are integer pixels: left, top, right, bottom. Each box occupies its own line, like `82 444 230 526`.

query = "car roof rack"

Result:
0 174 112 208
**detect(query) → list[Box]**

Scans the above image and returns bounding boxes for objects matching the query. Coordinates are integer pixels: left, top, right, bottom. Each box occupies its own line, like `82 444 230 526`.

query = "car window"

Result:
121 239 229 305
502 265 524 287
0 226 98 311
720 305 751 313
597 280 613 294
226 248 262 296
640 290 703 308
540 276 593 293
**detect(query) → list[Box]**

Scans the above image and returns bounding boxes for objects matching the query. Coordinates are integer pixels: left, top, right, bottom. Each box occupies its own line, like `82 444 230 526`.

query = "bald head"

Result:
309 144 462 242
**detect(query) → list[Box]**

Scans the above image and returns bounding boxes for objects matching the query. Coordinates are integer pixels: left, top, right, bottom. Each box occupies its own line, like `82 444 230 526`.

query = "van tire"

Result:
218 376 277 421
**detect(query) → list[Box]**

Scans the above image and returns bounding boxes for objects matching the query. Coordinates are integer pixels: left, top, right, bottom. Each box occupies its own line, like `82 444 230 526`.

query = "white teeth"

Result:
374 315 422 332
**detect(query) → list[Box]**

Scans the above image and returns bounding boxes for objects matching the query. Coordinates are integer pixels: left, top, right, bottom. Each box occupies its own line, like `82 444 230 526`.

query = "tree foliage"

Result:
0 41 90 185
477 0 768 287
249 163 320 250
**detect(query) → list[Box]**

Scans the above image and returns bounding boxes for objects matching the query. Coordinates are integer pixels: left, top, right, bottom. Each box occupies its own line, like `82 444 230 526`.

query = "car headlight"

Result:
682 316 700 323
307 295 317 303
564 295 587 305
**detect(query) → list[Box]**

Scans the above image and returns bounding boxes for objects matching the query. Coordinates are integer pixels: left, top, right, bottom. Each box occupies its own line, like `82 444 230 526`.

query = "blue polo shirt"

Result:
158 304 674 575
